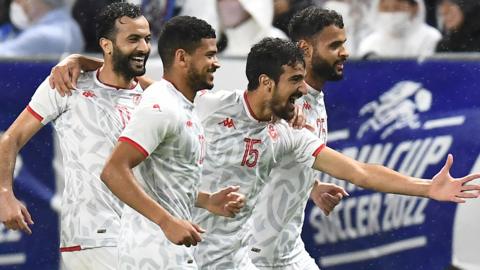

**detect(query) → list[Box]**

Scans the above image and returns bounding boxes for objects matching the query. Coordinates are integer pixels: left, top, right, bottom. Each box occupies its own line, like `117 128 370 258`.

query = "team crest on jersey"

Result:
219 117 236 129
82 90 96 98
152 104 161 111
267 124 278 142
186 120 193 127
132 94 142 105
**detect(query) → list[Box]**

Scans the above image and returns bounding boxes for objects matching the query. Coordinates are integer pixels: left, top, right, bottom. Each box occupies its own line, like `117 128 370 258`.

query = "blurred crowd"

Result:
1 0 480 58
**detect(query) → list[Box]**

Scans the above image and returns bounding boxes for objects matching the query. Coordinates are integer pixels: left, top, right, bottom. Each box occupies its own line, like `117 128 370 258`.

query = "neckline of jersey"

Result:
242 90 263 122
305 82 324 100
162 78 195 107
94 69 139 90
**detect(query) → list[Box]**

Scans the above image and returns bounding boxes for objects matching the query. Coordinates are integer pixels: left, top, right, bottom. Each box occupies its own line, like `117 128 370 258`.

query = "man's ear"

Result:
259 74 273 92
174 49 189 68
100 38 113 55
297 39 312 59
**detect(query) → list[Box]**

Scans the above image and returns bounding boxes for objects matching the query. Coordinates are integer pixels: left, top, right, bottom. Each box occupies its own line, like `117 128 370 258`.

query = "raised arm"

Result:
49 54 155 96
0 109 43 234
313 146 480 202
49 54 103 96
100 142 204 247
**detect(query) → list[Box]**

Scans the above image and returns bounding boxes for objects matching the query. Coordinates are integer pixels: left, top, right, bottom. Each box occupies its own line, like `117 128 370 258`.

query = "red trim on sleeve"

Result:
60 245 82 252
119 136 149 158
312 144 325 157
26 105 44 122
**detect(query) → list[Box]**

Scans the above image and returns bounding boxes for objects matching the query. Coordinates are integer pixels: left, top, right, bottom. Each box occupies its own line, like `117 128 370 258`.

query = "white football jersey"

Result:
116 79 205 269
192 89 325 269
247 84 328 268
27 70 143 250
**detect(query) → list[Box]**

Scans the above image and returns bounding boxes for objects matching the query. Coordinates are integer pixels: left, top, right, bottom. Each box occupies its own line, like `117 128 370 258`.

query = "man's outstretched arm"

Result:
313 146 480 202
0 109 43 234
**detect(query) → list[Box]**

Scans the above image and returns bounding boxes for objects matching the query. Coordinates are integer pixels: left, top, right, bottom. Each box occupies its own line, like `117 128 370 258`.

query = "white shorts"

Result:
254 250 320 270
118 206 197 269
61 246 117 270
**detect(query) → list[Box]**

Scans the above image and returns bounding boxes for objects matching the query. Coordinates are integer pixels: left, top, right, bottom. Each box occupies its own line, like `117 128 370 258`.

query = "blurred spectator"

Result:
0 0 84 57
181 0 287 57
0 0 17 42
140 0 176 40
322 0 373 56
357 0 441 58
125 0 177 56
72 0 120 53
436 0 480 52
272 0 312 37
424 0 438 27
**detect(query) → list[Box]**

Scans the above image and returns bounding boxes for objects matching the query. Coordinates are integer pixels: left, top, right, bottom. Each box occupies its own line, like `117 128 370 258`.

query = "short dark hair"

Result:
95 2 142 42
246 38 305 91
157 16 216 69
288 7 344 42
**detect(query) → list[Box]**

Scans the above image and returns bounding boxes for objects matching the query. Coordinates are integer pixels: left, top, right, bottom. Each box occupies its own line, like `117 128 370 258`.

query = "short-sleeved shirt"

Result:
119 79 205 222
27 70 143 249
192 89 325 269
247 84 328 267
116 79 205 269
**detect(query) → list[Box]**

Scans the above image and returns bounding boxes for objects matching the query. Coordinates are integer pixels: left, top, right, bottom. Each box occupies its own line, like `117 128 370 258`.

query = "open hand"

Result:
429 154 480 203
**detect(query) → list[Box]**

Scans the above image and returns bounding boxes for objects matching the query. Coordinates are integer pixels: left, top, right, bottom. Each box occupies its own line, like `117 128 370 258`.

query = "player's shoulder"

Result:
141 80 173 102
273 120 312 139
195 89 242 108
75 71 96 89
138 80 183 114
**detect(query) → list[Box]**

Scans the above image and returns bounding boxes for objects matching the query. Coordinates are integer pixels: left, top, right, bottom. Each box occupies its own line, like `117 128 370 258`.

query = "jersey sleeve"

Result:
119 102 178 158
27 77 69 125
194 90 233 122
277 123 325 168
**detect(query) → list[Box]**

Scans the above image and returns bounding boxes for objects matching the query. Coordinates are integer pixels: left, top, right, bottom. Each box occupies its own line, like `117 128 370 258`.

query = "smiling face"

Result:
186 38 220 91
270 62 306 120
109 16 151 80
309 25 348 82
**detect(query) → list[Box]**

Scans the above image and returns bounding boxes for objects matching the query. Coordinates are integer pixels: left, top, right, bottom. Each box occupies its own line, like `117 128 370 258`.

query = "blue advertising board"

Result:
1 58 480 270
0 60 59 270
302 60 480 270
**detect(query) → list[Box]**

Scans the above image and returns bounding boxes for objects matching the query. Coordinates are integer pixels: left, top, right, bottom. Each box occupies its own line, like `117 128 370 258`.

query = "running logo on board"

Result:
356 81 432 140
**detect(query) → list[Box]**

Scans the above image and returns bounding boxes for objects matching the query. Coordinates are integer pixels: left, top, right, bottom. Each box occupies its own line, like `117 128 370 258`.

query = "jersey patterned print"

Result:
192 89 325 270
117 79 205 269
27 70 143 250
248 84 328 269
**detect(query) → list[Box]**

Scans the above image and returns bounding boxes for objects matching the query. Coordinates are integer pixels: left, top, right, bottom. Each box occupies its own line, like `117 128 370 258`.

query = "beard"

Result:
111 43 149 81
311 53 343 82
270 88 300 121
187 65 216 91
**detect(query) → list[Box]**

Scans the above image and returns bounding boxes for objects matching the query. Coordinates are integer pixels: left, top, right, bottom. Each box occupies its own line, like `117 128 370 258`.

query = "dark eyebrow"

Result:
329 38 347 48
128 34 151 39
289 74 304 82
205 49 217 56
